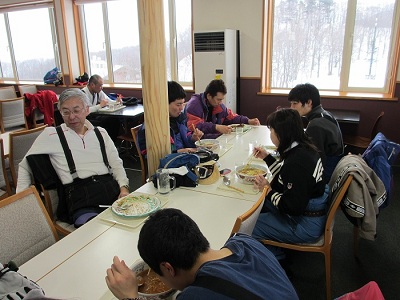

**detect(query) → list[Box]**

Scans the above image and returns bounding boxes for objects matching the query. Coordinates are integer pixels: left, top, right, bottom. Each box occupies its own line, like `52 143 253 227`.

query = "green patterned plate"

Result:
111 194 161 218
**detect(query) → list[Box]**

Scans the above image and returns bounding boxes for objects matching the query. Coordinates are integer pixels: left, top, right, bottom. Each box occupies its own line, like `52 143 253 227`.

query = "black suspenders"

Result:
55 126 112 179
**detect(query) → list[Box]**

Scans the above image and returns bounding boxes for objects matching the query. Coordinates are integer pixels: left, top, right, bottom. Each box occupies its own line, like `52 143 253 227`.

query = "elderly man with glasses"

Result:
16 88 130 227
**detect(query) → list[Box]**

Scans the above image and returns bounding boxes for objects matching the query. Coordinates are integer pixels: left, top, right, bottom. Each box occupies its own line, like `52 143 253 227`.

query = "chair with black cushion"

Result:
343 111 384 152
41 187 76 236
0 97 28 133
25 152 75 236
261 175 353 300
8 125 47 187
230 186 268 236
0 186 59 266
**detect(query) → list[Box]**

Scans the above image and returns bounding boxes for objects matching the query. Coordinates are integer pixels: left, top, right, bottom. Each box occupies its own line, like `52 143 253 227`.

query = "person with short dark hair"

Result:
137 81 203 155
288 83 344 181
105 208 298 300
252 108 329 261
81 74 114 112
186 79 260 139
81 74 122 141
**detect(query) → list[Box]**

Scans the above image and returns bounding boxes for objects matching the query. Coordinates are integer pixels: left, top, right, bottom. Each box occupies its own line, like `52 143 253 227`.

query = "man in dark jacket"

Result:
137 81 203 156
289 83 344 182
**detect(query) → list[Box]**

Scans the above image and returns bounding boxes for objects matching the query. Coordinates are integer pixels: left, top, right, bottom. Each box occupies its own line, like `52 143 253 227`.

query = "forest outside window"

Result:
0 4 59 82
261 0 400 96
79 0 192 86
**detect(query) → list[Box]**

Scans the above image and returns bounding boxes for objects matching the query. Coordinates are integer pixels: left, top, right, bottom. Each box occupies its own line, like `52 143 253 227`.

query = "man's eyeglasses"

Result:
60 107 86 117
195 164 214 179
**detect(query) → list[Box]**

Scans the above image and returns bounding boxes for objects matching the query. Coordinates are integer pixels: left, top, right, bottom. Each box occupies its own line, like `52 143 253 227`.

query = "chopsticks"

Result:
192 124 201 144
245 149 260 169
226 185 245 193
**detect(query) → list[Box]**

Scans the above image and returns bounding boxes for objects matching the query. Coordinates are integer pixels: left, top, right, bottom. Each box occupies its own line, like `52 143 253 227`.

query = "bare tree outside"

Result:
0 8 58 81
271 0 396 91
82 0 192 85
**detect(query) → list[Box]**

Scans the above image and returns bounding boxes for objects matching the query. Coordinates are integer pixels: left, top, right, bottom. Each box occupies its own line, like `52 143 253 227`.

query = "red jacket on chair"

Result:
24 90 58 126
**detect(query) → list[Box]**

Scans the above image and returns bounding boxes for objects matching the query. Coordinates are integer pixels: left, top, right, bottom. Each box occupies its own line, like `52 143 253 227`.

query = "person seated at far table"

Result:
252 108 329 262
81 74 122 142
185 79 260 139
16 88 130 227
288 83 344 182
105 208 299 300
137 81 203 156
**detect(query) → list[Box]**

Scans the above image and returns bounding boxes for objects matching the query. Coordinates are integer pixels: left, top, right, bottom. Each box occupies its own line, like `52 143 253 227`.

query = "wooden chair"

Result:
41 186 76 236
8 125 47 187
18 84 46 128
261 175 353 300
18 84 37 96
230 186 268 236
343 111 384 152
0 86 17 99
0 97 28 133
0 186 58 266
0 139 12 200
131 125 148 184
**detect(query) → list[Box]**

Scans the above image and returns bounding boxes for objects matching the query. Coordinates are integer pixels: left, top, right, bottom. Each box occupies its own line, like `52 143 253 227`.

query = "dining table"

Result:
93 103 144 119
18 124 274 300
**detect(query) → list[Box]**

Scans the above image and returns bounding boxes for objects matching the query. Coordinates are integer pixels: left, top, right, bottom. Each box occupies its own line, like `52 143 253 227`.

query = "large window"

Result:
262 0 400 94
0 6 59 82
79 0 192 86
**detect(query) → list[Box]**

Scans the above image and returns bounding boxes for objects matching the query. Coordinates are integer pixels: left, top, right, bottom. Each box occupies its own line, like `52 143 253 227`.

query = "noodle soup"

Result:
236 164 268 184
195 139 220 153
132 259 174 299
137 269 170 295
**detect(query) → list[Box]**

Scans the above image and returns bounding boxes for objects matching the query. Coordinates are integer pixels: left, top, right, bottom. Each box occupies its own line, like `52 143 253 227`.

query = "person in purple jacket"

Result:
185 79 260 139
106 208 298 300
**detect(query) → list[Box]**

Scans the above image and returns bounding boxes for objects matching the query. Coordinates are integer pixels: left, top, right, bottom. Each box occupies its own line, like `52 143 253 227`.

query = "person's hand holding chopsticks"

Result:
253 146 269 160
191 124 204 142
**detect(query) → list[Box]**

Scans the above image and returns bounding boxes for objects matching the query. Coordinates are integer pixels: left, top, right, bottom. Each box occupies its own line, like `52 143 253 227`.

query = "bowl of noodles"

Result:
236 164 269 185
195 139 220 153
132 259 174 299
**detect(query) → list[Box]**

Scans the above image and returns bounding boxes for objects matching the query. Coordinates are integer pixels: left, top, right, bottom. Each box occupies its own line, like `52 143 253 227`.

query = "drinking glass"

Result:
235 126 244 135
156 169 176 194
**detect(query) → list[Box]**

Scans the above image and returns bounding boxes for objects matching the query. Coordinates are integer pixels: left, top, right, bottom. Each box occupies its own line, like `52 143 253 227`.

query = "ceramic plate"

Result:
99 105 126 113
111 194 161 218
231 124 252 132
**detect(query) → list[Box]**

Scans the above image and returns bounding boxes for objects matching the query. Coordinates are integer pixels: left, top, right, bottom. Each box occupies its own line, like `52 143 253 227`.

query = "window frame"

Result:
77 0 193 88
261 0 400 99
0 4 60 83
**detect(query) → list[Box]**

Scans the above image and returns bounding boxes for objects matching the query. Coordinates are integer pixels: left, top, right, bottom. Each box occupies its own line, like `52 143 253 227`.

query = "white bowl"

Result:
195 139 220 153
236 164 269 185
131 259 174 299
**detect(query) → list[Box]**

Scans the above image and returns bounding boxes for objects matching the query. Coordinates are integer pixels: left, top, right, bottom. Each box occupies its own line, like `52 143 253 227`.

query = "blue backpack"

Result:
152 153 200 187
362 132 400 209
43 67 59 84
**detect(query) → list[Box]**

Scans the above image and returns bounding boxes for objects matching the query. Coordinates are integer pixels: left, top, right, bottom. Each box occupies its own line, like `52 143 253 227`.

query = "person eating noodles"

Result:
251 108 329 265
